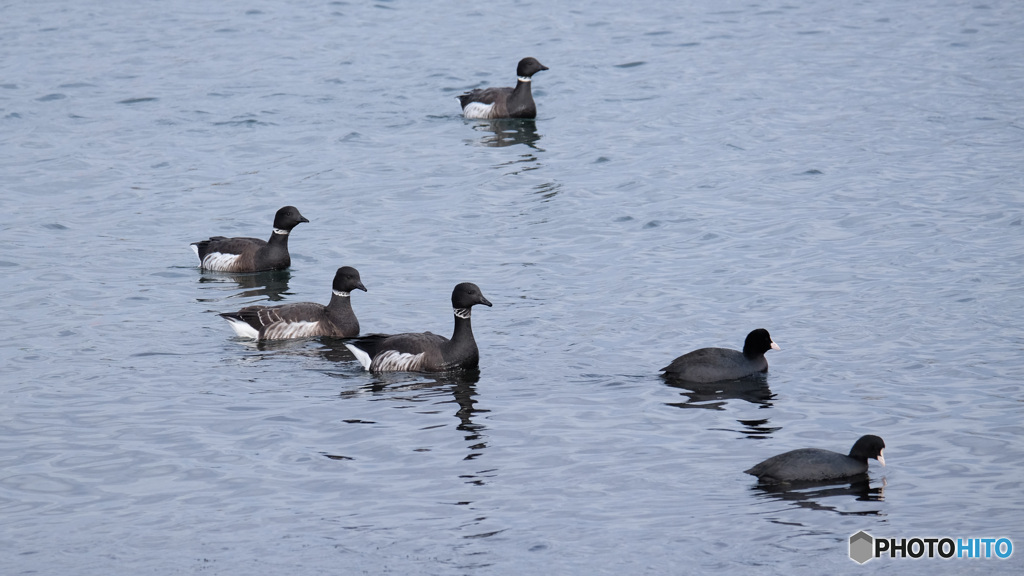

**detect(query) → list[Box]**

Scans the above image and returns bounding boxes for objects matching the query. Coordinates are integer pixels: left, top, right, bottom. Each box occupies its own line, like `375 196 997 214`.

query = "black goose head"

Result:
849 435 886 466
452 282 492 309
516 57 549 78
273 206 309 230
742 328 780 357
332 266 367 293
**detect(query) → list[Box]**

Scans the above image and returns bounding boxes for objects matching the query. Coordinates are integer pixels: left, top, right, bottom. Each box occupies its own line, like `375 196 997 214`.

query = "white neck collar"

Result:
453 308 471 319
333 290 350 298
517 76 531 83
273 228 290 235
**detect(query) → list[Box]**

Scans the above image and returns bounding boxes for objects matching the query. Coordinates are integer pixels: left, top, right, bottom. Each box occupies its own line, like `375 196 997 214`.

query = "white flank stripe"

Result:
201 251 242 271
462 102 495 119
223 317 260 339
345 344 373 371
371 350 426 372
264 321 319 340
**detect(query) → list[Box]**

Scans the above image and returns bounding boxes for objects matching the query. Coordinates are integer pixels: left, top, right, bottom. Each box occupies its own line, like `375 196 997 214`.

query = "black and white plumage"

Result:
745 435 887 483
345 282 492 373
458 57 548 120
661 328 780 383
191 206 308 272
219 266 366 340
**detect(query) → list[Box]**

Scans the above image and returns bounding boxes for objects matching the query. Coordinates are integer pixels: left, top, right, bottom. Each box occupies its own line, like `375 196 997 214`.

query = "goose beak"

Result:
479 296 493 307
356 282 367 292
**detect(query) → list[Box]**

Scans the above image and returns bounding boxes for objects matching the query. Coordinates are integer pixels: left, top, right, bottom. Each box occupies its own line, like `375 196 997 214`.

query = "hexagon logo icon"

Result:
850 531 874 564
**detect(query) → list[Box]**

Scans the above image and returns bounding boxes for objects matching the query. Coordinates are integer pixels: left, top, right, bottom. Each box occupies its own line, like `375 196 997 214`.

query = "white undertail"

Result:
223 317 260 339
345 344 373 370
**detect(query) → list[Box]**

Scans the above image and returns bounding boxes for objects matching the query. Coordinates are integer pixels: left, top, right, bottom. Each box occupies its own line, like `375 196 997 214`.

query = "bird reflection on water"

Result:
751 476 887 517
196 269 293 302
663 376 776 409
318 341 490 478
469 118 542 150
337 368 486 435
662 376 780 439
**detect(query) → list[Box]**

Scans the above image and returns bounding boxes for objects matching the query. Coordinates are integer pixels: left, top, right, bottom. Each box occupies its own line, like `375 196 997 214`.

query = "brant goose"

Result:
661 328 780 383
345 282 492 373
745 435 886 483
458 57 548 119
219 266 366 340
191 206 308 272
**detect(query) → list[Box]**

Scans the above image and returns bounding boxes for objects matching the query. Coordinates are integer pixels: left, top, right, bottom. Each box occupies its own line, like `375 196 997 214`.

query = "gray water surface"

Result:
3 0 1023 574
